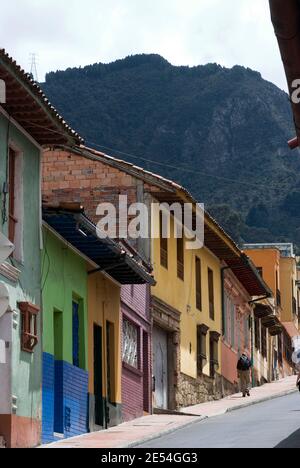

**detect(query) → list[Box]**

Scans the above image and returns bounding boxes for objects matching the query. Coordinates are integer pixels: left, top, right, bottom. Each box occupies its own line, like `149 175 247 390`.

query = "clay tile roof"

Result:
0 49 83 146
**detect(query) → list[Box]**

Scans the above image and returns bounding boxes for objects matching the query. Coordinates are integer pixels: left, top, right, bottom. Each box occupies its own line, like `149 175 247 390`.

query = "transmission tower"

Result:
29 53 39 82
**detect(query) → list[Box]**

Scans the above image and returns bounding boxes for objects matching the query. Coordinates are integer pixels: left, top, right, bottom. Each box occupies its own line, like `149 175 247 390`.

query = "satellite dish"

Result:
0 282 9 319
0 232 14 265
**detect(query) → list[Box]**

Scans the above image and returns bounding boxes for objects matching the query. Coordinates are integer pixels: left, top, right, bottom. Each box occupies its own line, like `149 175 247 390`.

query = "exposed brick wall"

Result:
43 149 138 224
42 353 89 443
43 148 154 423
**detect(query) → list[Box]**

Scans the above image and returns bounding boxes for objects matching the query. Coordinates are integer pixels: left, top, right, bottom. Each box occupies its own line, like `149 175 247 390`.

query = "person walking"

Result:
297 369 300 392
237 351 252 398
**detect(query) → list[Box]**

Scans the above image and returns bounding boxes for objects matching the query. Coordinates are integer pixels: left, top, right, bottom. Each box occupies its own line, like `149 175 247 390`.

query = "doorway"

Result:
153 327 168 409
53 310 63 434
94 324 104 427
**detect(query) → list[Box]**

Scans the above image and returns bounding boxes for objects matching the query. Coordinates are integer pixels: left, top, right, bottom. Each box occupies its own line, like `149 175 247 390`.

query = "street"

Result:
137 394 300 449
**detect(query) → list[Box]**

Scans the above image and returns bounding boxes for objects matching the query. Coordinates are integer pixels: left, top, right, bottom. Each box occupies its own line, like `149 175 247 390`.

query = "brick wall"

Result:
43 148 154 423
43 149 138 224
42 353 89 443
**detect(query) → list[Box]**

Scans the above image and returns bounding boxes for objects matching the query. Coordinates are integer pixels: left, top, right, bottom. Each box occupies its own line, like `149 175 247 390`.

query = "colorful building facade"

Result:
42 207 154 442
42 147 157 424
244 244 299 383
0 49 82 448
121 284 152 421
221 268 253 395
41 224 89 443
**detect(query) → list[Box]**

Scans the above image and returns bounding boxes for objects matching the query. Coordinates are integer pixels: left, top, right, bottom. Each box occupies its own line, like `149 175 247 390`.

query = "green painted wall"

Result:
42 229 88 370
0 112 42 424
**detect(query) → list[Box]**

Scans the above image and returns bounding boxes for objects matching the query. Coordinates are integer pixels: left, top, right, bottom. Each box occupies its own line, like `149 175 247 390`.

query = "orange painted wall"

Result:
244 249 280 295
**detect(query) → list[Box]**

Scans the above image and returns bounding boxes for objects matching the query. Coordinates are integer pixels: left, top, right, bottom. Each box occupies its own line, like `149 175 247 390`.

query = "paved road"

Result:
137 393 300 449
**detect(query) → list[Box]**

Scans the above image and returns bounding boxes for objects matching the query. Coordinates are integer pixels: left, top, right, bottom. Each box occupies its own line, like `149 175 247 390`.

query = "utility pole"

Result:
29 53 39 82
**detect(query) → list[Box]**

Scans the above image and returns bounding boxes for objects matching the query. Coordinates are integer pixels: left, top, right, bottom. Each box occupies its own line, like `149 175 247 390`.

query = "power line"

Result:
20 119 294 192
84 140 293 192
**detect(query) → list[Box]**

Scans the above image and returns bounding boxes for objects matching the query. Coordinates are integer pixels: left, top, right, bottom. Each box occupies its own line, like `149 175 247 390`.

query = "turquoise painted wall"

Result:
0 112 42 424
42 228 88 370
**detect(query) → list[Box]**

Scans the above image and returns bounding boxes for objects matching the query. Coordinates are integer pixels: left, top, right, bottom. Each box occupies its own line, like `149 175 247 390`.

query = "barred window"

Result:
123 319 139 369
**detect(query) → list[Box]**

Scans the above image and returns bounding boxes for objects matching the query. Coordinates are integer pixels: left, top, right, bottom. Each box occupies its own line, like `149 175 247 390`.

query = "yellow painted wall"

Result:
244 249 280 295
88 272 122 404
280 257 298 326
152 214 222 380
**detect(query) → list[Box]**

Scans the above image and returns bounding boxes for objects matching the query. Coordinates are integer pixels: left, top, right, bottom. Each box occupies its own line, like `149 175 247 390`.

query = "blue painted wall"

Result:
42 353 89 444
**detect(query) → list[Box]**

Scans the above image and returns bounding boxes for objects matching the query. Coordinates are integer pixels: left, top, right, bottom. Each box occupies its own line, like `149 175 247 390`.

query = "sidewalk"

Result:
42 376 298 448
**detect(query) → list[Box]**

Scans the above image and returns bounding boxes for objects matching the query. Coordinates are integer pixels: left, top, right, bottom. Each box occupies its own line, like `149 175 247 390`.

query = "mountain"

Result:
41 54 300 249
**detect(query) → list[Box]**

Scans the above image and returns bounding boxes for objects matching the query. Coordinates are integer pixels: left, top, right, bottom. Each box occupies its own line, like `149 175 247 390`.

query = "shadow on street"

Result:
276 429 300 448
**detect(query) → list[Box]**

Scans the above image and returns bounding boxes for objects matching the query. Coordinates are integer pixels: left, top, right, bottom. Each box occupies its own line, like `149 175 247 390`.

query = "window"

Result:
197 324 209 376
283 330 292 364
19 302 39 353
209 332 220 379
72 299 85 369
123 319 139 369
195 257 202 311
255 317 260 351
208 268 215 320
177 236 184 280
276 271 281 307
72 301 80 368
261 325 267 359
278 334 283 365
231 303 236 348
160 212 168 269
244 316 250 350
107 321 115 402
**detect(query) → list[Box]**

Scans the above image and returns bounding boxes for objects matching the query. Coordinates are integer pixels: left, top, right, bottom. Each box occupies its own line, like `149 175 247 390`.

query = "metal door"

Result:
153 327 168 409
94 324 104 427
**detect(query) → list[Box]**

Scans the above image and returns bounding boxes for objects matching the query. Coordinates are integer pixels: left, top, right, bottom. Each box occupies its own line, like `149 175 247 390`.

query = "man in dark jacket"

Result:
237 351 252 397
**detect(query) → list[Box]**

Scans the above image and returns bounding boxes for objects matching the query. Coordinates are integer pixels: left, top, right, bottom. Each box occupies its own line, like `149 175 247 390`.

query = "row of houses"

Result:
0 49 299 448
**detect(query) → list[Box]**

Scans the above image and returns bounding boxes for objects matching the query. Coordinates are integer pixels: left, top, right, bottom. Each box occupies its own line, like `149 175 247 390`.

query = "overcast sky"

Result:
0 0 287 90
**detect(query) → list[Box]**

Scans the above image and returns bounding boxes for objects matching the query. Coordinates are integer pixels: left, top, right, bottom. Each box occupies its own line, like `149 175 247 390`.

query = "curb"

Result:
119 416 207 449
123 388 298 448
225 388 298 414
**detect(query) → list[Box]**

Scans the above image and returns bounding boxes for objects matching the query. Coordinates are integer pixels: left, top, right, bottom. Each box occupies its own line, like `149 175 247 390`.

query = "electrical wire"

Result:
20 119 296 192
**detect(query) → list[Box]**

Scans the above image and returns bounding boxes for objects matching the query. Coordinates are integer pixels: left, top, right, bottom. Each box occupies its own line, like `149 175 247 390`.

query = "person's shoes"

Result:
247 391 251 397
243 393 246 398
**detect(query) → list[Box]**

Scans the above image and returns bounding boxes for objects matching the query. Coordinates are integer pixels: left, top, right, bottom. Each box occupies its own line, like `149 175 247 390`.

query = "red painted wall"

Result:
121 285 152 422
221 343 239 385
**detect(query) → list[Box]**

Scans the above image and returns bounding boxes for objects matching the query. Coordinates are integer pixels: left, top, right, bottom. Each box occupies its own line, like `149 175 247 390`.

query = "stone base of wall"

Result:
176 373 224 408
